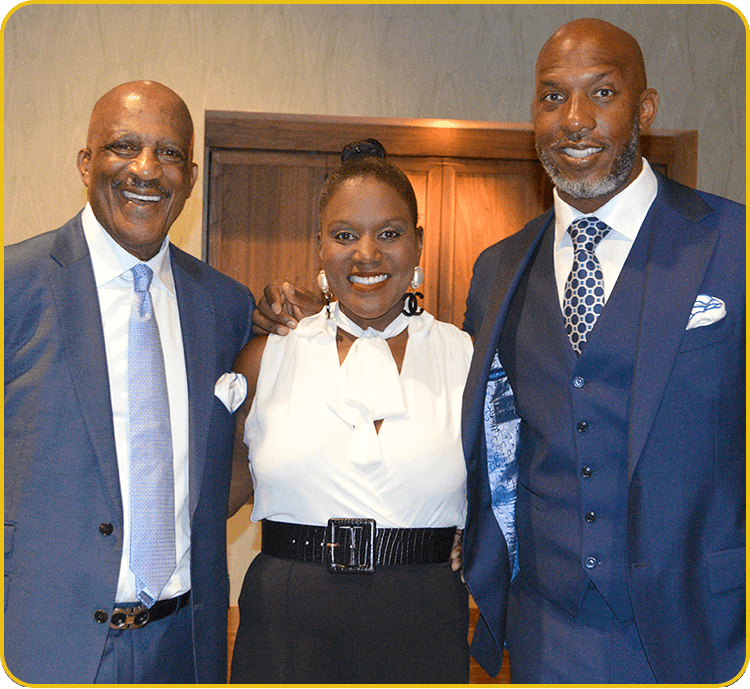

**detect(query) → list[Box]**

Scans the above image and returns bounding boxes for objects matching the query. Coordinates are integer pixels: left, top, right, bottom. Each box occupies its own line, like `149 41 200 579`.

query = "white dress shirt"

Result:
82 203 191 603
553 158 658 308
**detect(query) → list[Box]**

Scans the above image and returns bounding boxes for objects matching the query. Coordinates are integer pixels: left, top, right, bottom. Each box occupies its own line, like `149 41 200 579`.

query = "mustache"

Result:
551 132 607 148
113 178 171 198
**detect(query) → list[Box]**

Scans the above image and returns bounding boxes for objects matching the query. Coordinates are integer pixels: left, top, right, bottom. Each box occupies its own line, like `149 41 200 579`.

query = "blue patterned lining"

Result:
483 351 520 579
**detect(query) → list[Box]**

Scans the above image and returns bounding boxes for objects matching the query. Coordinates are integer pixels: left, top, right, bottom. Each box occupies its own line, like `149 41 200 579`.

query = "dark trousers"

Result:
94 601 196 684
231 553 470 684
506 574 657 683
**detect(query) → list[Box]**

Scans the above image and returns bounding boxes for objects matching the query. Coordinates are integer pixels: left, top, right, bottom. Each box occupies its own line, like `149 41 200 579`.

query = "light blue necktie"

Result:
129 263 176 608
562 216 611 355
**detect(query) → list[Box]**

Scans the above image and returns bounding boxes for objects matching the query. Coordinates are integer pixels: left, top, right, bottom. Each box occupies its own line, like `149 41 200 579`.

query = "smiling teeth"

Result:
562 147 601 158
349 274 388 285
123 190 161 202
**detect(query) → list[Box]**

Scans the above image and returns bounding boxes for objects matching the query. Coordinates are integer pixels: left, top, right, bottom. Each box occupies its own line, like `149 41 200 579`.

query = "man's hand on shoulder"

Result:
251 281 324 335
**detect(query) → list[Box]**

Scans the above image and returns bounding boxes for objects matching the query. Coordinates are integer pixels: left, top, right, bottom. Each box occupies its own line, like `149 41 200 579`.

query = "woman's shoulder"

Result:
414 313 473 370
426 316 473 348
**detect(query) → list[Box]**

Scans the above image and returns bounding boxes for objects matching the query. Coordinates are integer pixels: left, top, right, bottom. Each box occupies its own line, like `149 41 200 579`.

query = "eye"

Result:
333 229 357 242
108 142 137 156
379 227 403 241
541 92 564 103
594 88 615 99
159 147 185 162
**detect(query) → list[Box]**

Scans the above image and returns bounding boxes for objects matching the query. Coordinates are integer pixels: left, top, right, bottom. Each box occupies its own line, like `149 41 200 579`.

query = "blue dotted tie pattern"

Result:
562 216 611 355
128 264 176 608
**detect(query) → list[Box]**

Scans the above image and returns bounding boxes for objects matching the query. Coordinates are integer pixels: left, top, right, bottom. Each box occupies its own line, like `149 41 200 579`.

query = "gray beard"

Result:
537 120 640 200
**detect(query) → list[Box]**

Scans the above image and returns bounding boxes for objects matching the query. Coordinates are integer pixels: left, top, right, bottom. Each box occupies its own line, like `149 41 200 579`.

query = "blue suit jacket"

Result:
462 175 745 682
4 213 254 684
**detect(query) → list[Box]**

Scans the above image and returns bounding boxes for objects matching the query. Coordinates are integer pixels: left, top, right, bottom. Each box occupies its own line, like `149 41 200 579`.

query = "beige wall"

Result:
5 3 745 256
4 3 745 603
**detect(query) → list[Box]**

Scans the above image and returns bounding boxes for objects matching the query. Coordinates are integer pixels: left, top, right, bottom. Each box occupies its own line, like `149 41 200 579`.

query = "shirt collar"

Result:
553 158 658 249
81 202 175 296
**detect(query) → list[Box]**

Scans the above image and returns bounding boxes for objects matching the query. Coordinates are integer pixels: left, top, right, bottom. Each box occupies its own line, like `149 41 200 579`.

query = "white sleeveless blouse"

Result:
245 302 471 529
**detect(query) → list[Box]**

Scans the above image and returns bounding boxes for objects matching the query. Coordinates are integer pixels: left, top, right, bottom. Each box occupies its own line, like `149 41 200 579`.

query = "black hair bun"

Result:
341 138 387 163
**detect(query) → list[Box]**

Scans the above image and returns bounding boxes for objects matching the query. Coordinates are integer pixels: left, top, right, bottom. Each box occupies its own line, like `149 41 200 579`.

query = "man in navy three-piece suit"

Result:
462 18 745 683
4 81 254 683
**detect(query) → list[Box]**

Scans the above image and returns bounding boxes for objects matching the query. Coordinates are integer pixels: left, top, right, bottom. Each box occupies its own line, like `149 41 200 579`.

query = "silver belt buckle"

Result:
325 518 376 574
110 604 150 629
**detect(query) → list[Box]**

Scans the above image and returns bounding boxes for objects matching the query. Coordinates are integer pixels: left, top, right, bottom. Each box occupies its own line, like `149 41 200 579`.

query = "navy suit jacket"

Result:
4 213 254 684
462 174 745 682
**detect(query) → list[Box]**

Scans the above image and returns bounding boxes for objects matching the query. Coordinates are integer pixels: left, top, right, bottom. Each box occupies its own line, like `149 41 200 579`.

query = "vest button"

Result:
576 420 589 433
573 376 585 389
94 609 109 624
99 522 113 536
585 556 598 569
581 466 593 478
585 511 597 523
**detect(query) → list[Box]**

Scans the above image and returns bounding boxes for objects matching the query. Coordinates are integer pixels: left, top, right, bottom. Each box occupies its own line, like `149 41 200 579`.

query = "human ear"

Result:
77 149 92 187
638 88 659 134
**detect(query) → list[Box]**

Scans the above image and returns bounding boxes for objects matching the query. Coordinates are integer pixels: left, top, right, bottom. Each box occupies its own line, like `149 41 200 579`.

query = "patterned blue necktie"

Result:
562 216 611 355
129 264 176 608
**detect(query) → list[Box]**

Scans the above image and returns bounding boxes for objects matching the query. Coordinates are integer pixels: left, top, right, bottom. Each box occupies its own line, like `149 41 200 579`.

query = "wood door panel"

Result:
437 158 552 327
208 149 328 298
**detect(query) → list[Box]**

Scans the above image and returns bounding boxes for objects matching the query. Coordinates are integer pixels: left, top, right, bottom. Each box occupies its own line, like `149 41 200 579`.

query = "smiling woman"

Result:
317 149 423 334
76 81 199 261
218 140 473 684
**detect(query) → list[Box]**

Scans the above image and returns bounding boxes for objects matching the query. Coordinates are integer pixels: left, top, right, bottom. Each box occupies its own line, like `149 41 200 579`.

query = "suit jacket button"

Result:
94 609 109 624
581 466 593 478
585 556 598 569
99 522 113 536
573 376 585 389
576 421 589 433
585 511 597 523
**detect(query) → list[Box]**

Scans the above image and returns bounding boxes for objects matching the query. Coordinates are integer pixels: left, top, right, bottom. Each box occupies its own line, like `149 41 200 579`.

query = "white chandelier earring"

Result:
411 266 425 289
317 269 333 318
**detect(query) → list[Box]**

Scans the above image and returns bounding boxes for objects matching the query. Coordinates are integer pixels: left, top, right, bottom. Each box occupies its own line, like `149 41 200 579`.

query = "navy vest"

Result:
498 214 652 622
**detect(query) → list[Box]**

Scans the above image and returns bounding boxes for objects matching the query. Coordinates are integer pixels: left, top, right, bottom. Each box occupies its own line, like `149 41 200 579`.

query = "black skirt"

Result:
230 553 470 684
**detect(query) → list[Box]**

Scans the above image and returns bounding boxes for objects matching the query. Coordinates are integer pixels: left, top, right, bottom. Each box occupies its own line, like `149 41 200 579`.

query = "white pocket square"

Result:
214 371 248 413
686 295 726 330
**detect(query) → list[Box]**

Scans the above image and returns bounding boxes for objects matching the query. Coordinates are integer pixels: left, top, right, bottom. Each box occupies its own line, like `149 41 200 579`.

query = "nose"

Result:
353 235 382 264
560 93 596 135
128 147 162 181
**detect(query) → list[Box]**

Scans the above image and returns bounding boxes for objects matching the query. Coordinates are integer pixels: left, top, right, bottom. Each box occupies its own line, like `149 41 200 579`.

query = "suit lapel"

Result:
171 248 217 520
49 216 122 513
627 179 718 481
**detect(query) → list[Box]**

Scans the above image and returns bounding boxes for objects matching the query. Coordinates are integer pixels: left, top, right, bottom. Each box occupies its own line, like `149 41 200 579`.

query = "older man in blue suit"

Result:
462 18 745 684
4 81 254 683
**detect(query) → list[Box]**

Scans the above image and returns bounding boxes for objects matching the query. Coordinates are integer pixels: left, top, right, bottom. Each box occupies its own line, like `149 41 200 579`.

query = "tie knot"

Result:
568 216 610 254
132 264 154 293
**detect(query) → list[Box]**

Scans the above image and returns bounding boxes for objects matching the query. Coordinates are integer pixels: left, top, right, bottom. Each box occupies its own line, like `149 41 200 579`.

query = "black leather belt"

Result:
110 591 190 630
262 518 456 573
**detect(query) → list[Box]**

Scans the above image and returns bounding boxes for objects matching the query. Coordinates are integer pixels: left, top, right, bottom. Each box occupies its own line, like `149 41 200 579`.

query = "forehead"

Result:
536 34 635 87
326 177 410 214
92 93 192 147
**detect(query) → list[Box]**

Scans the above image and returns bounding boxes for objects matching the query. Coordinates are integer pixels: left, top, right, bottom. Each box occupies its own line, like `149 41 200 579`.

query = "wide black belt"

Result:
261 518 455 573
110 591 190 630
